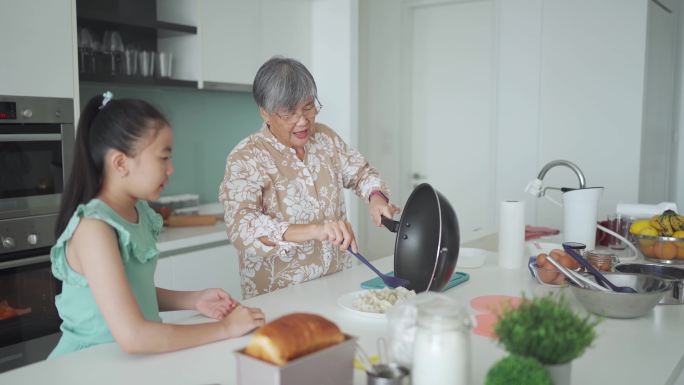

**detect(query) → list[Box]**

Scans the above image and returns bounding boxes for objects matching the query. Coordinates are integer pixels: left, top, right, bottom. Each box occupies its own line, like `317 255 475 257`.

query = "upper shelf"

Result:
80 74 198 89
78 10 197 36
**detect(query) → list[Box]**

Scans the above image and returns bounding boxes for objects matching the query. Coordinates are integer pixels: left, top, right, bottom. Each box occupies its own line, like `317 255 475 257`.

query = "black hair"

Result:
55 94 169 237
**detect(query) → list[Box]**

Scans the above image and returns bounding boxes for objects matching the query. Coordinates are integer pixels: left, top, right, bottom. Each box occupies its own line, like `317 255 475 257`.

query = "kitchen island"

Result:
1 251 683 385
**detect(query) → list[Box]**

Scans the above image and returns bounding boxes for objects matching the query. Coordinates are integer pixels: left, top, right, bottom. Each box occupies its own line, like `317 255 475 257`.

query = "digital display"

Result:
0 101 17 120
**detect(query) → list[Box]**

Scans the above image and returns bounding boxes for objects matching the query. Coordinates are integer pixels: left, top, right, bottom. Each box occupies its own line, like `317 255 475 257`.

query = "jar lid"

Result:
586 249 616 257
416 298 470 330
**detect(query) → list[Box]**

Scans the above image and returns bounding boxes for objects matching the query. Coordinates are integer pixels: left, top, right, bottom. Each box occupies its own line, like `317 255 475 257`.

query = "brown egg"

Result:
558 252 580 270
552 272 567 285
549 249 566 264
536 253 549 268
537 268 559 284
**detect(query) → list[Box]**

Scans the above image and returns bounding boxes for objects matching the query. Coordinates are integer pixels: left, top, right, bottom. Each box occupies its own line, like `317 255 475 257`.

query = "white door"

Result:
404 0 497 242
640 0 677 204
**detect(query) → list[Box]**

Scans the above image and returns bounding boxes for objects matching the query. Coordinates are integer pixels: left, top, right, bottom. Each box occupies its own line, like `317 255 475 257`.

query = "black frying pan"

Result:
381 183 460 292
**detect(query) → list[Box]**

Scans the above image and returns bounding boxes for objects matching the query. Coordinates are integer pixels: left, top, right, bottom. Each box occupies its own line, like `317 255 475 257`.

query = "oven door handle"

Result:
0 255 50 270
1 134 62 141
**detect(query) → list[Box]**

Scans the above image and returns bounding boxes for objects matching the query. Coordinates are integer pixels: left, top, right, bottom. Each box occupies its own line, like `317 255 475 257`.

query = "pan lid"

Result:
392 184 459 292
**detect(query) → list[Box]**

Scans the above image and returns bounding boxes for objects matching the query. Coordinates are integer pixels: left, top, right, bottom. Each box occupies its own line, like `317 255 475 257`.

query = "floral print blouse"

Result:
219 123 389 299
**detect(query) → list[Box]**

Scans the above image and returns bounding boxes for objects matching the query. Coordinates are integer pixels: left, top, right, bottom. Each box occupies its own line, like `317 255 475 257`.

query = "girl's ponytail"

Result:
54 94 169 237
54 95 105 237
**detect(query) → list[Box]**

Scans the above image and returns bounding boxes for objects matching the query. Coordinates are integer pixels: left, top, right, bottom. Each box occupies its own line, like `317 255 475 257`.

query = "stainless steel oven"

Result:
0 95 74 372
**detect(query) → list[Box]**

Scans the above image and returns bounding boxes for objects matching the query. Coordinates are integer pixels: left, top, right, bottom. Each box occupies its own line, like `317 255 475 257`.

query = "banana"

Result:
672 215 684 232
650 215 664 233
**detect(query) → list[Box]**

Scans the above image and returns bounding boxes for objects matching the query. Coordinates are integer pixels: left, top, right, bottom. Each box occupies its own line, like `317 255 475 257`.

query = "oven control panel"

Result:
0 214 56 255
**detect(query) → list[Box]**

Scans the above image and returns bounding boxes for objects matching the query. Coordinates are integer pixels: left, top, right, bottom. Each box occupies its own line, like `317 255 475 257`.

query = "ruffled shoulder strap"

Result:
51 200 161 287
137 200 163 237
50 202 105 287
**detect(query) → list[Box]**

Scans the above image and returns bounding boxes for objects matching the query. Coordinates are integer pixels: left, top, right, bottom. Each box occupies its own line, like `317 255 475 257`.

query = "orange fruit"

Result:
655 242 677 260
677 246 684 259
641 245 656 258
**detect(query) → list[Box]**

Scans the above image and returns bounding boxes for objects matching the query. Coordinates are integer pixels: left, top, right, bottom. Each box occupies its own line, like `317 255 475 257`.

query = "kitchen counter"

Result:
156 221 228 256
2 252 684 385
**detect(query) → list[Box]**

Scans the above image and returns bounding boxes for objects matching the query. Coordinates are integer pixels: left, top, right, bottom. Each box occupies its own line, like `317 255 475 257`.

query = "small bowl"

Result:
569 272 670 318
615 263 684 305
632 233 684 264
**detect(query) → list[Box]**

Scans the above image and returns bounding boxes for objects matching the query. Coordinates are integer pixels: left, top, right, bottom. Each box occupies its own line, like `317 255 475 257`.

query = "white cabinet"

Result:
258 0 312 66
155 243 241 323
200 0 260 86
1 0 78 100
199 0 312 87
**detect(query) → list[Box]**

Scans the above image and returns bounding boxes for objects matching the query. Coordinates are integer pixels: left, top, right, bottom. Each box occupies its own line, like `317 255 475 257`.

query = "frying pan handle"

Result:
380 215 400 233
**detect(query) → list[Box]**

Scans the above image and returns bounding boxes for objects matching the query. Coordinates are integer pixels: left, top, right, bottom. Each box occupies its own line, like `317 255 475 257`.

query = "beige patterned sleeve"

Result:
218 146 298 257
327 126 390 201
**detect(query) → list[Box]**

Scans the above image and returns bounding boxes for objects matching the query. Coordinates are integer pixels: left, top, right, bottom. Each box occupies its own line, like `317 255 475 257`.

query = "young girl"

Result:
49 92 265 358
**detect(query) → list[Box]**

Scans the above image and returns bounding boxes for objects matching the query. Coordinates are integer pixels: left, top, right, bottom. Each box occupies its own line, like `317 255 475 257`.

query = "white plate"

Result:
337 290 387 320
457 247 490 268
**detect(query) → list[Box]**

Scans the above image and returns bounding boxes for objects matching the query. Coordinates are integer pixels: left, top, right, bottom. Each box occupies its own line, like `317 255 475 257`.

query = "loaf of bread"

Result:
244 313 345 365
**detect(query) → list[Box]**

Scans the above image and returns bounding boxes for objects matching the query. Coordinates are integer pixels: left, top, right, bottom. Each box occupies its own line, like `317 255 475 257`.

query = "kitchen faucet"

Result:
525 159 586 198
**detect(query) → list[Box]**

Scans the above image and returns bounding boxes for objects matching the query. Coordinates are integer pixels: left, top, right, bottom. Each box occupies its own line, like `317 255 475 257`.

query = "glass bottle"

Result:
411 302 471 385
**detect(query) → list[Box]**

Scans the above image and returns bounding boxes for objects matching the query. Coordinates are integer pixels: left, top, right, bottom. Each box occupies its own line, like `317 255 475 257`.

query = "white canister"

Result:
411 303 471 385
562 187 603 250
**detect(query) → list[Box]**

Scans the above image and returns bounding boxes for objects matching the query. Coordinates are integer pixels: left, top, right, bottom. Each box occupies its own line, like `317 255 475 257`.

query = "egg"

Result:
558 252 580 270
537 268 559 284
536 253 549 268
551 272 567 285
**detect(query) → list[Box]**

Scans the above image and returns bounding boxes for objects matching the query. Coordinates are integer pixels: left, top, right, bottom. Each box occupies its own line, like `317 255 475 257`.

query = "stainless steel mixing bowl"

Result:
569 272 670 318
615 263 684 305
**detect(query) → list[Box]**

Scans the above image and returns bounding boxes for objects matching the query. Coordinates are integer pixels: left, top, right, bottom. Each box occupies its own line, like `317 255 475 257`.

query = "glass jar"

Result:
411 302 471 385
586 249 619 272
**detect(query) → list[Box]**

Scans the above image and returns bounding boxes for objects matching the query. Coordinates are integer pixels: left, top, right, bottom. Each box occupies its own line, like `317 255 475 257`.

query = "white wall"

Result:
360 0 654 256
311 0 361 230
358 0 404 258
494 0 543 223
535 0 648 229
675 0 684 210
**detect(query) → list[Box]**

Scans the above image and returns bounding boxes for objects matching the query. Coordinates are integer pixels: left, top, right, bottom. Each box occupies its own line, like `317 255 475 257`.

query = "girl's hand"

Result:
194 288 239 320
369 195 401 227
222 305 266 338
316 220 358 253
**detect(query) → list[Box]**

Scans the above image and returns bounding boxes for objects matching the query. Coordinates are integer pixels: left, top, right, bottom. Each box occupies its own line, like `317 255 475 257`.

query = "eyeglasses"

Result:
275 102 322 124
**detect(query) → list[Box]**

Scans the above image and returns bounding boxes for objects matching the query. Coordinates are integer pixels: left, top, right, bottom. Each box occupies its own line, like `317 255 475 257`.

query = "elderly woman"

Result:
219 57 399 299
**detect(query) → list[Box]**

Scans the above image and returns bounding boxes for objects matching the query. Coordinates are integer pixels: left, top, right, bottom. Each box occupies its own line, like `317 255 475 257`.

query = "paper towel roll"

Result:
498 200 526 269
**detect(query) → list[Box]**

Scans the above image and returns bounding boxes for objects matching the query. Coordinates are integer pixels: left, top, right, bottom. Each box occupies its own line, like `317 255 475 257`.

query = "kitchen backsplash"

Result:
79 84 261 204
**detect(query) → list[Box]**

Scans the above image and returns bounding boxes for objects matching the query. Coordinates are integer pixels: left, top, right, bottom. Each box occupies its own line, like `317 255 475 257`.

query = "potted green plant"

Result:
485 354 552 385
494 293 600 385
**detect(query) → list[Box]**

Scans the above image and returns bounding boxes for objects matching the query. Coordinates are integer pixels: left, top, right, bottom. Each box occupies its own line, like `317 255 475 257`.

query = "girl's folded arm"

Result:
73 218 263 354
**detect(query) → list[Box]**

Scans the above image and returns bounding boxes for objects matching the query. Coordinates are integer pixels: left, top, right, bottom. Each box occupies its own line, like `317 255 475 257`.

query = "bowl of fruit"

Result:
528 249 581 287
630 210 684 264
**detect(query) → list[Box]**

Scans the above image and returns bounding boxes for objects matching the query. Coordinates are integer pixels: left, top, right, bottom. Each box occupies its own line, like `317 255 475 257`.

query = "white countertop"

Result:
156 221 228 255
3 252 684 385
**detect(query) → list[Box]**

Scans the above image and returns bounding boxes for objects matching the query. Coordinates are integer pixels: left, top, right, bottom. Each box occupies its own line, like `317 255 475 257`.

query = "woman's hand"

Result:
221 305 266 338
315 220 358 253
194 288 239 320
369 195 401 227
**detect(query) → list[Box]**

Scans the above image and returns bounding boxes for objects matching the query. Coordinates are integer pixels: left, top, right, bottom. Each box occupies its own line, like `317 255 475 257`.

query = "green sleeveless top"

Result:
48 199 164 358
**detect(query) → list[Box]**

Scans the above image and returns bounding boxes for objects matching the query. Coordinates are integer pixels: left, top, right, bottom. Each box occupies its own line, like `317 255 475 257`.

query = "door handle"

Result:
412 172 426 180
